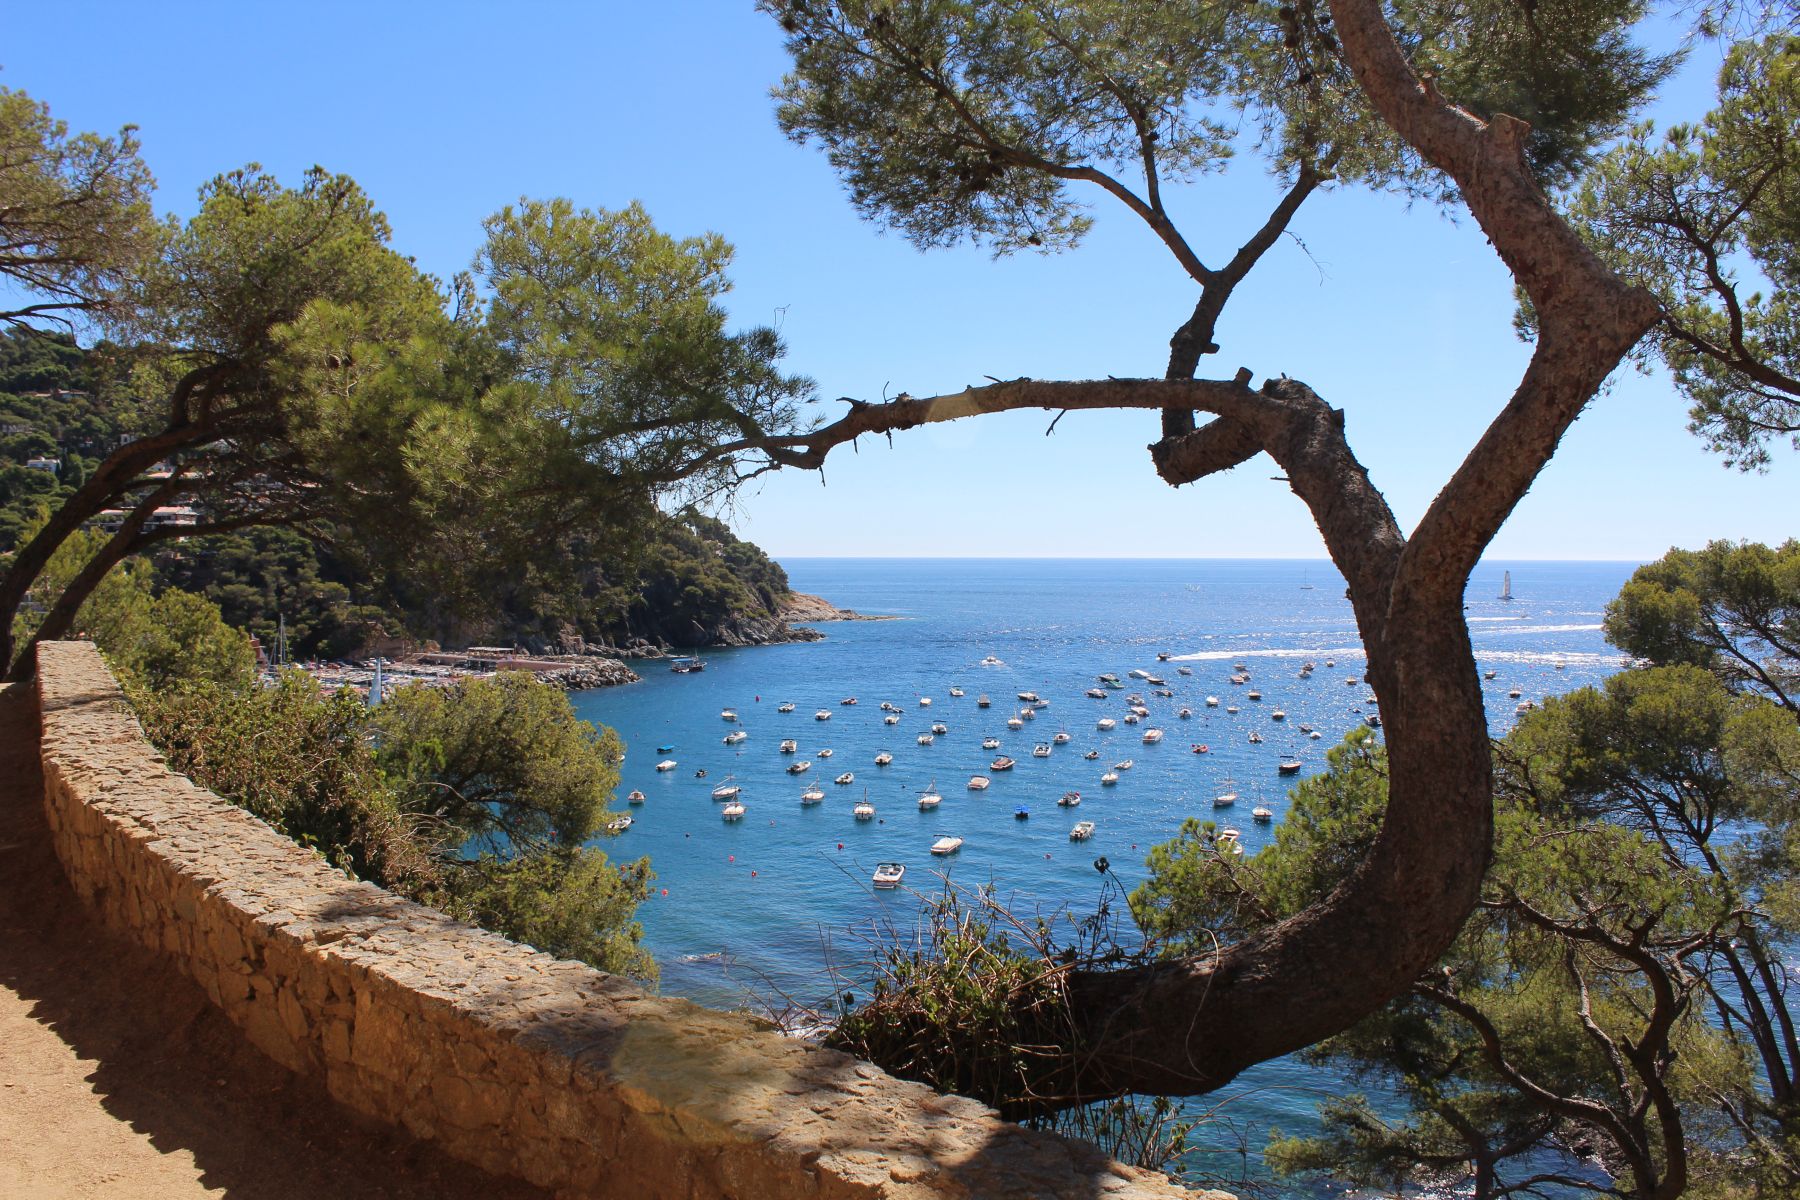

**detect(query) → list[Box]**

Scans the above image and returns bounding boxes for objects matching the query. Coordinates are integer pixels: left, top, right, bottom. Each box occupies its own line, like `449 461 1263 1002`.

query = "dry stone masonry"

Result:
34 642 1214 1200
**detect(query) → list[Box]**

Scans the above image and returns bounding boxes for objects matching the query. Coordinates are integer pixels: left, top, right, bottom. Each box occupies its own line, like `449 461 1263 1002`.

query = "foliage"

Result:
134 674 438 887
1565 34 1800 469
435 845 655 981
130 665 656 982
371 672 625 855
1133 667 1800 1197
764 0 1668 266
1604 538 1800 715
0 87 161 331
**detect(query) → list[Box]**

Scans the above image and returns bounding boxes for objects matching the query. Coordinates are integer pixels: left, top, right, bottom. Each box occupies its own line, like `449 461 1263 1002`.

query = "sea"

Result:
570 557 1639 1194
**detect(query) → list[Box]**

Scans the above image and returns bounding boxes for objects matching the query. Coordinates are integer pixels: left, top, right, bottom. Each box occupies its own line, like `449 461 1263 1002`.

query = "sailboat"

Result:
1500 570 1514 601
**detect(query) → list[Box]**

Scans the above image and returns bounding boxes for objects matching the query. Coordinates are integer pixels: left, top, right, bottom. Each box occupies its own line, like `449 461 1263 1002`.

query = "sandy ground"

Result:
0 682 550 1199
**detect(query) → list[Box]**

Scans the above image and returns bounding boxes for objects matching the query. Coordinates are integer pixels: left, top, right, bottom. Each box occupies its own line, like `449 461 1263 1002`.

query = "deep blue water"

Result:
571 558 1636 1192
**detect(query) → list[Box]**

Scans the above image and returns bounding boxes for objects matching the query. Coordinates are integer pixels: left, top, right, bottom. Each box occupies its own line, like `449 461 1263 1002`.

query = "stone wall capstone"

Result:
34 642 1212 1200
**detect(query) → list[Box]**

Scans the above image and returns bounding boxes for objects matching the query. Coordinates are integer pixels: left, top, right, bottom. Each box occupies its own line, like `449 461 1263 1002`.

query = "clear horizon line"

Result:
768 553 1649 563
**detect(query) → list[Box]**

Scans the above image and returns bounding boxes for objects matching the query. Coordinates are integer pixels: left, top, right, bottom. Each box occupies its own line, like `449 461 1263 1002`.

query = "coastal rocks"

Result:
537 657 639 690
779 592 895 624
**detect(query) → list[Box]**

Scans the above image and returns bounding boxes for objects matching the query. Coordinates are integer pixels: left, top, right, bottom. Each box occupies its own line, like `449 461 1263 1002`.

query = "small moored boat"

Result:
967 775 991 790
723 730 747 745
1070 821 1095 841
1252 806 1274 823
918 733 935 745
626 790 646 804
722 802 746 820
918 783 942 809
1032 743 1052 758
835 772 855 785
854 799 875 819
1097 717 1116 730
874 751 893 765
991 755 1016 771
800 786 825 804
721 709 738 722
787 760 811 774
608 815 632 832
779 739 798 753
873 862 905 889
711 782 741 800
1142 728 1164 744
931 835 964 854
1101 771 1119 785
1278 758 1302 775
1058 791 1081 807
815 709 832 721
777 702 796 713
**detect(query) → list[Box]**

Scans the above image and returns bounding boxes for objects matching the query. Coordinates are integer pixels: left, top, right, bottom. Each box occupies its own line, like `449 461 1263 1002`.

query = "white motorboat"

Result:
881 701 899 712
723 730 748 744
711 782 741 800
1007 716 1025 730
1271 709 1286 721
626 790 645 804
977 694 991 708
967 775 991 790
1247 690 1263 701
1508 686 1523 698
722 802 746 820
1018 691 1039 702
1145 675 1166 686
1100 771 1119 785
884 714 901 725
1206 696 1220 707
931 835 964 854
786 760 811 774
1053 730 1071 744
779 739 798 753
982 736 1001 750
721 709 738 722
815 709 832 720
1123 713 1141 725
835 772 855 785
981 654 1003 665
854 799 875 819
1248 731 1264 744
931 722 949 735
1226 705 1240 714
800 786 825 803
777 702 796 713
1177 666 1193 676
1069 821 1095 841
949 687 965 697
1177 708 1192 719
1129 669 1151 680
1058 791 1081 807
1279 758 1302 775
1217 827 1243 856
1252 806 1274 822
1086 687 1108 699
1019 706 1037 721
918 784 942 809
1032 743 1052 757
919 696 932 707
1096 717 1116 730
817 748 834 758
1082 749 1099 760
607 814 632 832
1310 730 1323 739
1154 688 1173 698
873 862 905 889
991 755 1016 771
841 697 858 706
1142 728 1164 744
875 751 893 765
918 731 937 746
1114 759 1134 771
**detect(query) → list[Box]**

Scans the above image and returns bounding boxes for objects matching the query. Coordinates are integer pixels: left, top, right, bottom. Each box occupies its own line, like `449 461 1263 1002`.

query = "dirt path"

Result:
0 682 550 1200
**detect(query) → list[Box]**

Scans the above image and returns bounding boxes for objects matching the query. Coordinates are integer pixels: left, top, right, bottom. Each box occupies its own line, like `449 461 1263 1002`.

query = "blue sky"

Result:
9 2 1797 559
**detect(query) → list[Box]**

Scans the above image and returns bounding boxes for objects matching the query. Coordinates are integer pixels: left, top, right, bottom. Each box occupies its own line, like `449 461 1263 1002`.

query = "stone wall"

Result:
34 642 1208 1199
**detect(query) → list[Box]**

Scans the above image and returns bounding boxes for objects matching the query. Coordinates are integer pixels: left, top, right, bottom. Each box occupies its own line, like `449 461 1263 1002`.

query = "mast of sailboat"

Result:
1500 570 1513 601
